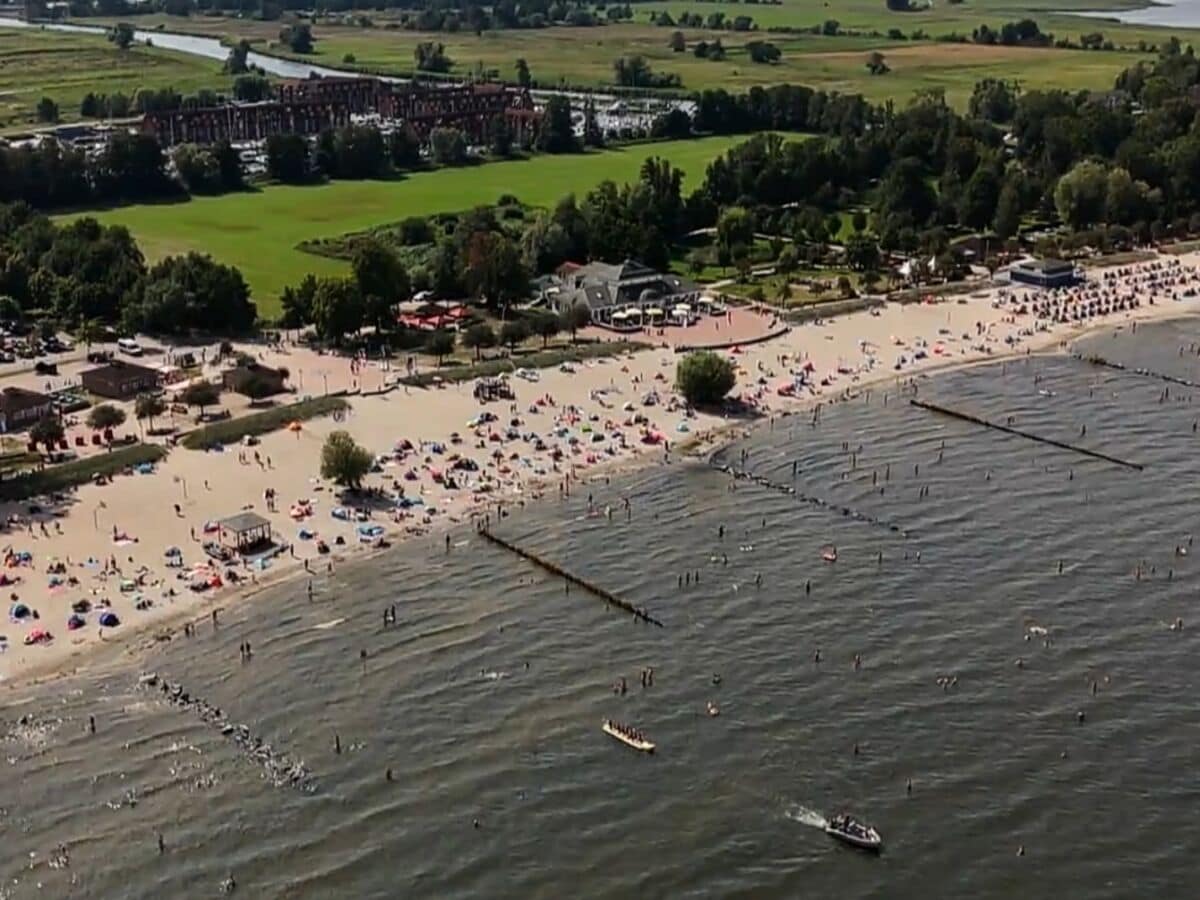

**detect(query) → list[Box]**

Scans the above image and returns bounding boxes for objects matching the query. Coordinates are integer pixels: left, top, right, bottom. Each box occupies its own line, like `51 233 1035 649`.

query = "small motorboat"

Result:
602 719 655 753
821 545 838 563
825 814 882 852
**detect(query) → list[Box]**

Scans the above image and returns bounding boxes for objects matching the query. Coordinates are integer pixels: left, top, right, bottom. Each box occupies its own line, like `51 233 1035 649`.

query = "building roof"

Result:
1014 258 1074 275
0 387 51 414
81 360 161 382
551 259 695 312
219 512 271 534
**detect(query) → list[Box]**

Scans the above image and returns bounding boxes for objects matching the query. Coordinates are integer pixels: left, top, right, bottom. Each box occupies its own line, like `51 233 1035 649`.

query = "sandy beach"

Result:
3 251 1199 687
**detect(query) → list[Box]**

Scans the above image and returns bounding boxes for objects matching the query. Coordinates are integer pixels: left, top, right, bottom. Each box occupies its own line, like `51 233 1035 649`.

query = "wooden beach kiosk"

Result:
218 512 274 555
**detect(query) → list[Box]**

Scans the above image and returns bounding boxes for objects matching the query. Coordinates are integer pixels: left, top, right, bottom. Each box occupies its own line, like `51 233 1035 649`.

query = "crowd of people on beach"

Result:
997 258 1200 323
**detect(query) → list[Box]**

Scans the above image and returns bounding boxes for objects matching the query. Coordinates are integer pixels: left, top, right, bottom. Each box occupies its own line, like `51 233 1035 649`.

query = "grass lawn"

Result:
0 27 237 130
723 269 866 308
80 10 1161 105
69 135 749 318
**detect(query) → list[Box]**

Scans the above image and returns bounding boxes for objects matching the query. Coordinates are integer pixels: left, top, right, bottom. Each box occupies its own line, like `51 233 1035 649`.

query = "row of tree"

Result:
0 202 255 334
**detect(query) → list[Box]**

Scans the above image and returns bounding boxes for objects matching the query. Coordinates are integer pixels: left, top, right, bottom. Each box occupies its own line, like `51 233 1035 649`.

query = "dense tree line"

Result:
0 202 255 334
0 132 178 209
79 86 226 120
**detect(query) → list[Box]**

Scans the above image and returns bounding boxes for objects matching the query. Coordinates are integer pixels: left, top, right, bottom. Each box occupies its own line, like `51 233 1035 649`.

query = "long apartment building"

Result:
141 77 540 147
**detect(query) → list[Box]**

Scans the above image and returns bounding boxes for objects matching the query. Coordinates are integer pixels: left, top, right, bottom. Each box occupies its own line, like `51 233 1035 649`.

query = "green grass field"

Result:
80 7 1168 107
0 27 237 129
70 135 751 318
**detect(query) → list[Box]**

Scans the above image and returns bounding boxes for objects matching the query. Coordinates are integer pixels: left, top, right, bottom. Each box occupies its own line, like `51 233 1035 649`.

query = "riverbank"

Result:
3 252 1199 689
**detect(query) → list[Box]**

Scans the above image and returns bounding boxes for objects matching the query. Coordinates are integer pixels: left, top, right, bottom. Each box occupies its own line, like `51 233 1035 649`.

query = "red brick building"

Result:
142 78 539 148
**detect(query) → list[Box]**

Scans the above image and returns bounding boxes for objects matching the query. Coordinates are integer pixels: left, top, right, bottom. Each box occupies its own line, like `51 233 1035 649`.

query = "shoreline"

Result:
4 255 1200 692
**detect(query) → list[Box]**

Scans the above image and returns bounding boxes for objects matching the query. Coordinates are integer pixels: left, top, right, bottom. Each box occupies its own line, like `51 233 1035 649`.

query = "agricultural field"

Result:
79 4 1173 106
0 27 237 129
638 0 1192 46
68 135 751 318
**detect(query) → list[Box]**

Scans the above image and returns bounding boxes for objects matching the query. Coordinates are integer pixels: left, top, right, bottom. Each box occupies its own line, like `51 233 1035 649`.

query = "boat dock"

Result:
910 399 1144 471
477 528 664 627
712 461 913 537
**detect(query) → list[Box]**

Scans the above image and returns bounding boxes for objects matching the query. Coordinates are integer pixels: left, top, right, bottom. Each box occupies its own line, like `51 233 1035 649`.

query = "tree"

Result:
489 115 513 158
675 351 736 406
776 245 798 274
134 392 166 432
225 40 252 74
36 97 59 124
515 57 532 87
959 167 1001 231
865 51 890 75
463 231 527 308
109 23 135 50
461 322 497 360
717 206 754 251
561 303 590 342
414 41 452 72
669 30 686 52
746 41 781 64
178 380 220 416
845 233 881 271
265 133 309 183
536 96 579 154
500 318 530 352
532 312 560 347
969 78 1019 123
75 318 103 351
30 415 64 450
320 430 373 490
280 23 314 54
425 329 456 365
994 178 1023 239
87 403 127 432
430 127 468 165
232 74 270 102
279 274 317 329
131 253 255 335
1055 159 1109 229
310 277 364 344
352 239 409 332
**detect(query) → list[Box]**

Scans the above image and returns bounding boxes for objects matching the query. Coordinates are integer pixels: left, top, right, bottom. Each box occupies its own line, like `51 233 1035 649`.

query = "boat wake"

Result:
784 804 828 830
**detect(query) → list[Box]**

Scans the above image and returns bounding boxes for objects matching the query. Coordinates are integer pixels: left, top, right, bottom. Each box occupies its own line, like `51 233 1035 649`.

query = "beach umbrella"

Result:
287 421 303 432
10 602 30 619
98 611 120 628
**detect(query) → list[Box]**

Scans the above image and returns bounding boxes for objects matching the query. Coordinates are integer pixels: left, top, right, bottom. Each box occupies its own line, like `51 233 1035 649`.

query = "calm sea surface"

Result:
4 318 1200 899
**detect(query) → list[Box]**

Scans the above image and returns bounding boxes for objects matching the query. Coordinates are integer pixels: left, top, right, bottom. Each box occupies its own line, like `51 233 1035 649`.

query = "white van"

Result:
117 338 143 356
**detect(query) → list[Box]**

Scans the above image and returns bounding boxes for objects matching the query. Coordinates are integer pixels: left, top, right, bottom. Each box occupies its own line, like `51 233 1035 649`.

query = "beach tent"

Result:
98 611 120 628
67 614 85 630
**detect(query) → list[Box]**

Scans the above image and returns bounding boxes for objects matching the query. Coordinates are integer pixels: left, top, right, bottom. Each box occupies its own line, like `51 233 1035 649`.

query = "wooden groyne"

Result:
910 399 1144 471
478 529 664 627
1072 353 1200 390
713 461 913 538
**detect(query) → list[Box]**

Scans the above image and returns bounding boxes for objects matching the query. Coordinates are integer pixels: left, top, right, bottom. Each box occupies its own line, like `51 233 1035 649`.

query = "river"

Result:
1071 0 1200 27
3 318 1200 898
